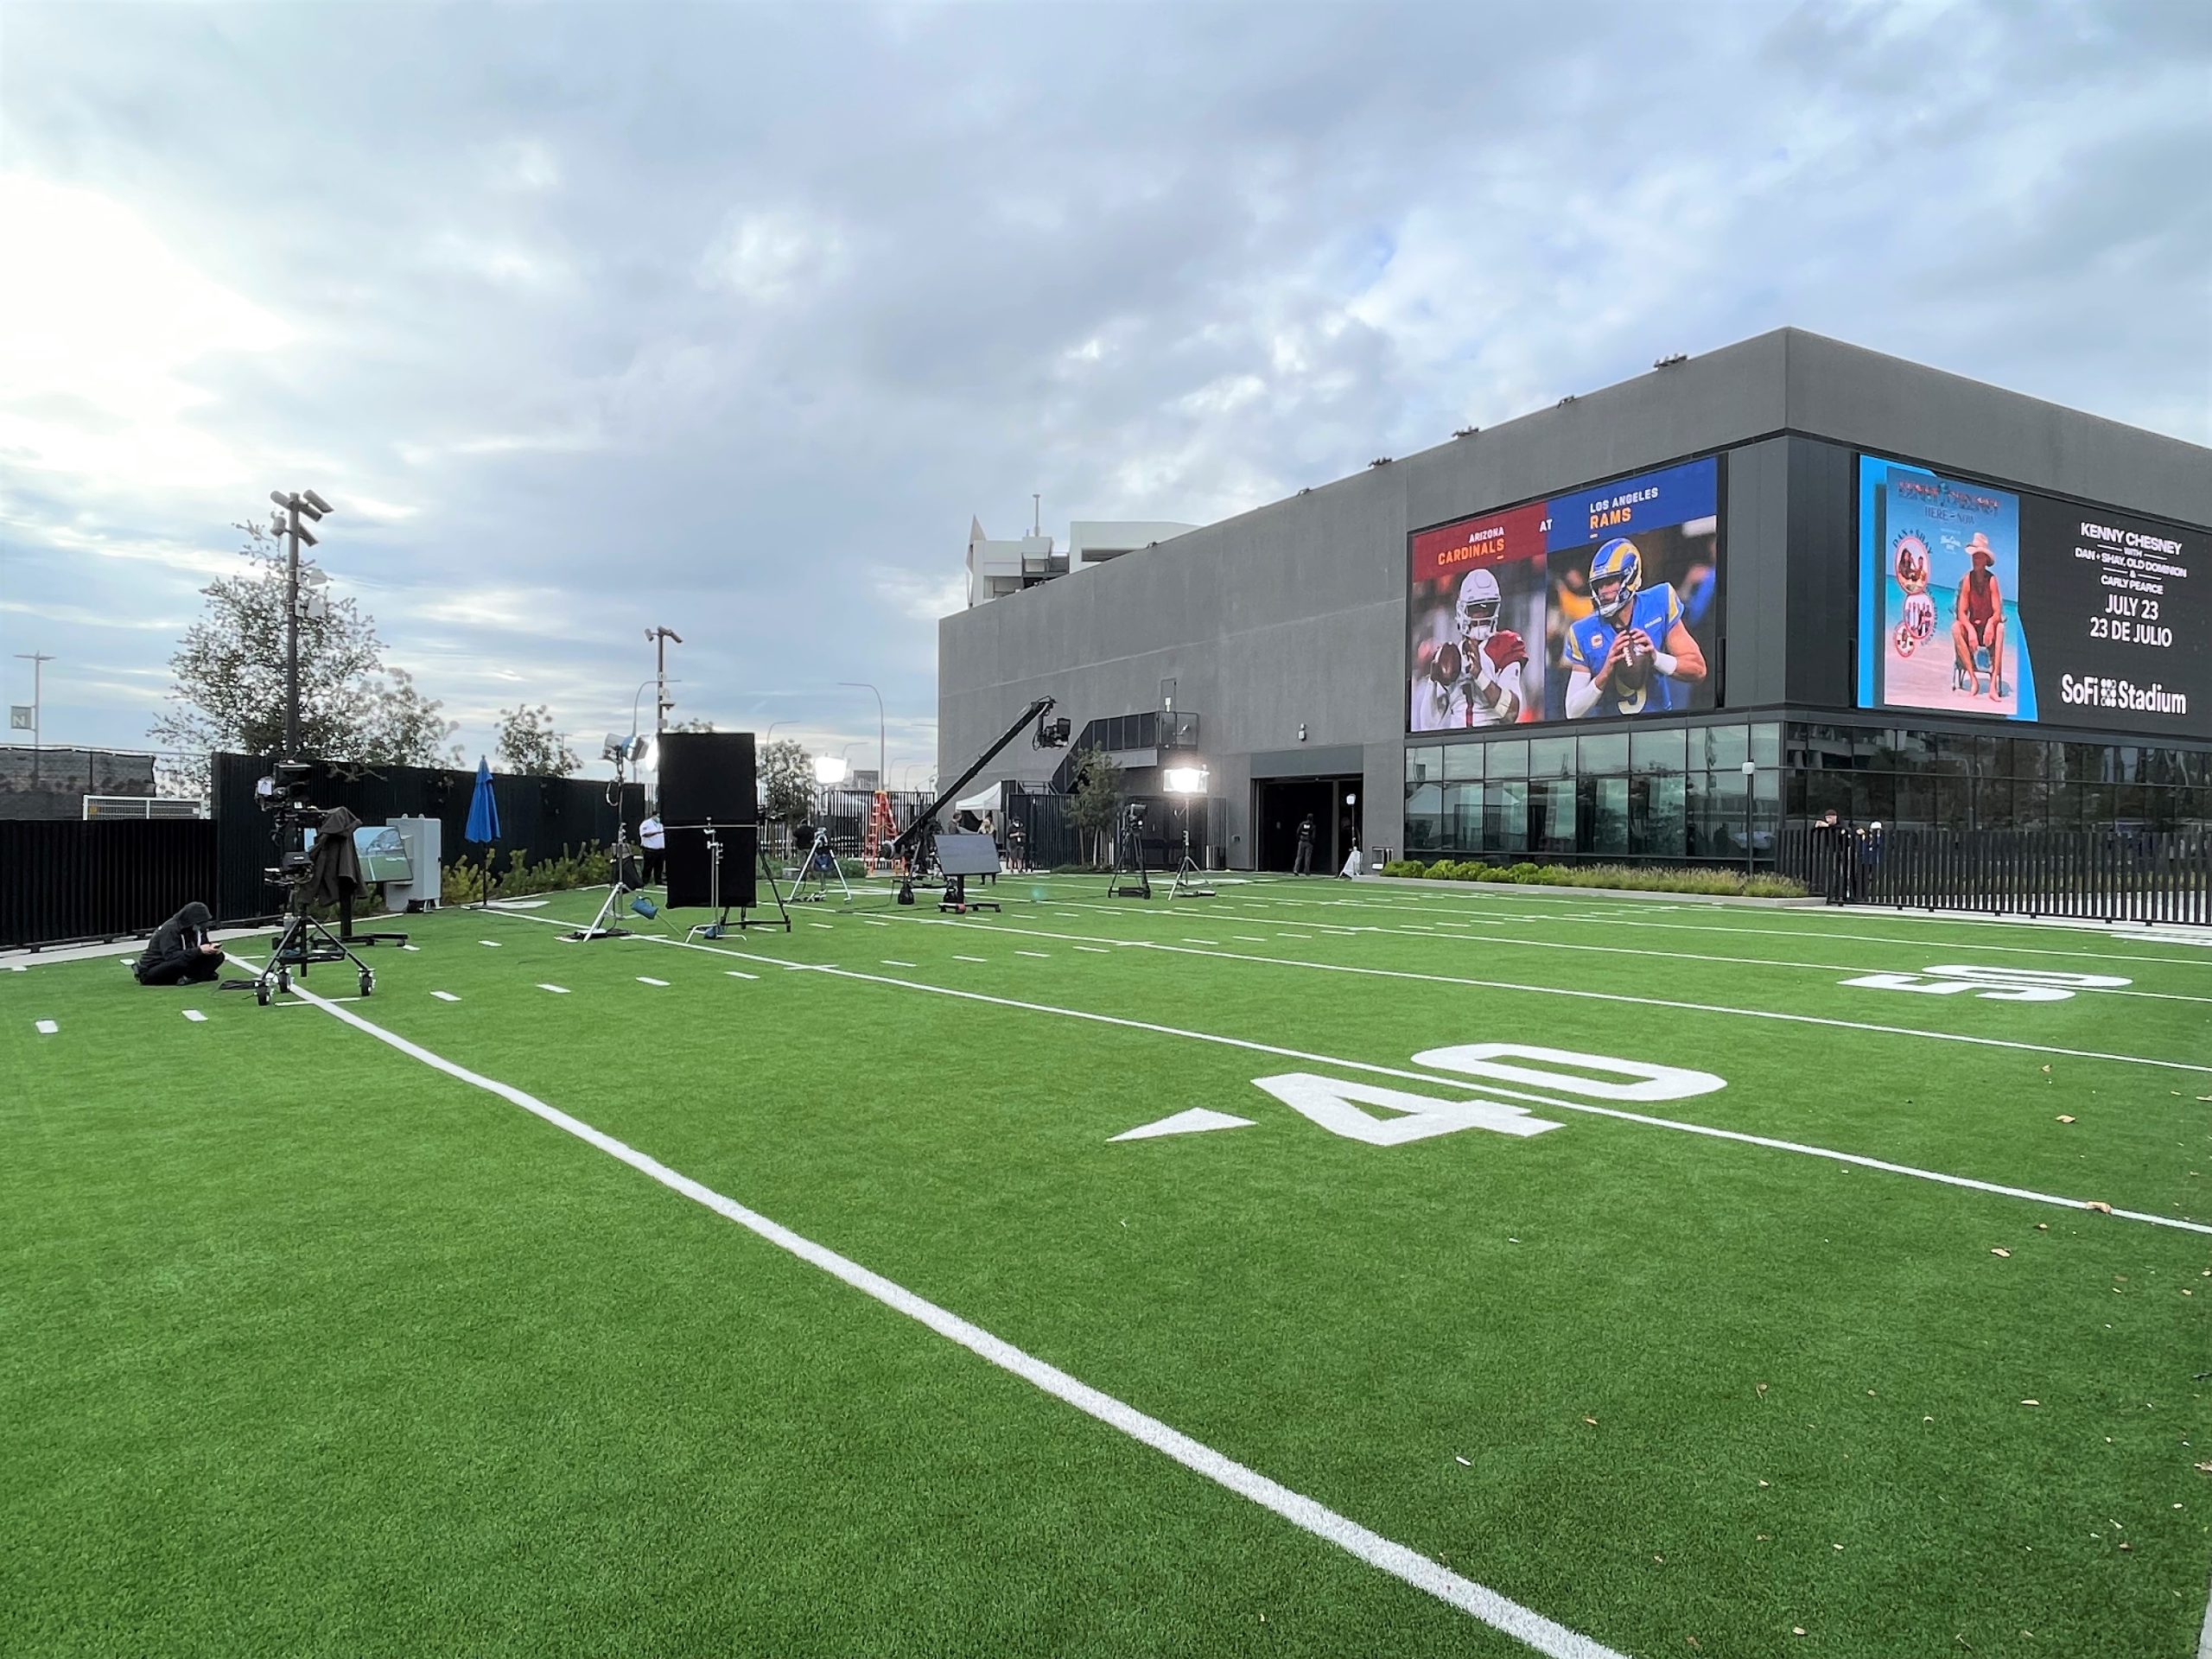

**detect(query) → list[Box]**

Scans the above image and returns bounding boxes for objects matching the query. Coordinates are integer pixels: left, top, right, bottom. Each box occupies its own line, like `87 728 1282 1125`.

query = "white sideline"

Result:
485 909 2212 1232
1217 888 2212 971
1039 896 2212 1006
878 909 2212 1080
274 976 1623 1659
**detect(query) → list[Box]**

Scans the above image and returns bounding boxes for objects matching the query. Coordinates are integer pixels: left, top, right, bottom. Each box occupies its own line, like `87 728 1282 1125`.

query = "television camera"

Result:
228 758 388 1003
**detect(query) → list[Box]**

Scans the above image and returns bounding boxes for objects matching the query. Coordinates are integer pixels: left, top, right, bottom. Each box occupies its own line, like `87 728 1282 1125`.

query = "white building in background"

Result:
964 515 1197 607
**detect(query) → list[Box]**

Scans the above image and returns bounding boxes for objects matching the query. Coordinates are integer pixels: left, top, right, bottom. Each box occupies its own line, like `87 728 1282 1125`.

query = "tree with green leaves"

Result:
759 738 813 826
493 703 579 777
1068 747 1122 868
150 514 462 785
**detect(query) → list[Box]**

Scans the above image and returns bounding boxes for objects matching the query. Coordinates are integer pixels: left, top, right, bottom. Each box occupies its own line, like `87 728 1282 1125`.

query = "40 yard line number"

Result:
1117 1045 1726 1148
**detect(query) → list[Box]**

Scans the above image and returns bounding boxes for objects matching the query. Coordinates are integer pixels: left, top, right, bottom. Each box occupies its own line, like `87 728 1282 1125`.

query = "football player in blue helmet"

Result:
1561 537 1707 718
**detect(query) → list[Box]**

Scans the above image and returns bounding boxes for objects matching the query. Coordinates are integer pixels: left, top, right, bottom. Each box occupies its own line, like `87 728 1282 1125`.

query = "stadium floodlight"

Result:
269 487 334 755
813 754 849 786
1162 765 1209 796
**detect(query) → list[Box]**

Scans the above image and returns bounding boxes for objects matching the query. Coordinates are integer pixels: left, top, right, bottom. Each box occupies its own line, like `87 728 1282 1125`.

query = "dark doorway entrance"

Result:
1254 775 1362 873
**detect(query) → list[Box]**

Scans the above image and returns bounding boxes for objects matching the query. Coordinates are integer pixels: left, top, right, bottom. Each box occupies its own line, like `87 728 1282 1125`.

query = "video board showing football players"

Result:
1407 458 1720 731
1408 503 1546 732
1856 455 2210 739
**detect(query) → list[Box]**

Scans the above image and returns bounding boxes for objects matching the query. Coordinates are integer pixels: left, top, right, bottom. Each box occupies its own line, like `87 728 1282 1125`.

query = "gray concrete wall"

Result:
939 327 2211 868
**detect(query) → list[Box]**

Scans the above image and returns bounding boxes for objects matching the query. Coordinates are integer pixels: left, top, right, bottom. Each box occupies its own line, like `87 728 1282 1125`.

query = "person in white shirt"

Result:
638 811 666 887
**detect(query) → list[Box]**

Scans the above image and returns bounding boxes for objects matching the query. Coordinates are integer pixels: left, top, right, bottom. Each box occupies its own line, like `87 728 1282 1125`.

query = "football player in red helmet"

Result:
1412 566 1529 729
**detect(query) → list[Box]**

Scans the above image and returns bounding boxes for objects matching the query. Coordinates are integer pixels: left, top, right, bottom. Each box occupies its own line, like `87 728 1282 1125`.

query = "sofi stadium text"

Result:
2059 675 2189 715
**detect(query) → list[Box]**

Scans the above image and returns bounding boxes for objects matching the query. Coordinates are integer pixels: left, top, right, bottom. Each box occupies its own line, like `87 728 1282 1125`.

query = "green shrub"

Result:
442 843 614 906
1383 860 1806 899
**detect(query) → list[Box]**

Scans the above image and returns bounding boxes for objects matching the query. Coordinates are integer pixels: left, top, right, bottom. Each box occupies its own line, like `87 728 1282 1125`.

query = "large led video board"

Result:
1408 456 1720 731
1855 455 2208 738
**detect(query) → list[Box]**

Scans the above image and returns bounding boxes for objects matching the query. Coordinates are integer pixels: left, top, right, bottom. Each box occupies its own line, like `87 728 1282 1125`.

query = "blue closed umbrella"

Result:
465 757 501 906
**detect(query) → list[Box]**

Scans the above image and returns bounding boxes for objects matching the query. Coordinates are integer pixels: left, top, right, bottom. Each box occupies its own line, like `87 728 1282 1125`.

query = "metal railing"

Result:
1780 824 2211 923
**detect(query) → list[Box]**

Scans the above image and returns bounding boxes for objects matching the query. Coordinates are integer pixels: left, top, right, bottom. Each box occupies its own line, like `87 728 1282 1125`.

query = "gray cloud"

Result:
1 0 2205 775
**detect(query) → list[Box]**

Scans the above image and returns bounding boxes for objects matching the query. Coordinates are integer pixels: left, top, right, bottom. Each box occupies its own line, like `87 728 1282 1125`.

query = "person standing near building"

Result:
1293 812 1317 875
1811 808 1847 905
638 810 666 888
1007 817 1027 874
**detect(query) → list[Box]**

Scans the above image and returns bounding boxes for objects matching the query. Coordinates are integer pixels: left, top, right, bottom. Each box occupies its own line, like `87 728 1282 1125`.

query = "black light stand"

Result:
1167 826 1214 899
571 747 640 940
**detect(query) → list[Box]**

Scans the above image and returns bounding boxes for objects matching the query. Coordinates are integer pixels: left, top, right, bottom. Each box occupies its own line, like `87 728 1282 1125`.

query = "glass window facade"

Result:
1399 716 2211 864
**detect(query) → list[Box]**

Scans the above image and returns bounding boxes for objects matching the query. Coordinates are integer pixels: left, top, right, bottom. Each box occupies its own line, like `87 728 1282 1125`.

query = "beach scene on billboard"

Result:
1859 458 2034 720
1408 458 1719 730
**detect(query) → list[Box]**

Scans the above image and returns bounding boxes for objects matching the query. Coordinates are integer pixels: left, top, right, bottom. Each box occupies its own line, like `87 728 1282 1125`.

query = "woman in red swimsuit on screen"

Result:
1951 533 2005 700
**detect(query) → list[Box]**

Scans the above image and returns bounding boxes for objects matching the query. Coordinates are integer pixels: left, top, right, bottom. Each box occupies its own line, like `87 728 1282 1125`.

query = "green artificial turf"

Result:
5 877 2209 1658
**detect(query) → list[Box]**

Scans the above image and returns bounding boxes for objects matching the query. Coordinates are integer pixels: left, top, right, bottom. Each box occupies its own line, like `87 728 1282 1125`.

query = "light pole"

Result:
647 627 683 739
269 490 333 756
840 682 884 790
1742 760 1758 878
12 651 53 784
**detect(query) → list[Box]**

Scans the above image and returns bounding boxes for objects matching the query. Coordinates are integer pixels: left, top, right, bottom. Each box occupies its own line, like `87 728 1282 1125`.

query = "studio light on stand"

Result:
791 753 855 903
1163 764 1214 899
571 732 650 939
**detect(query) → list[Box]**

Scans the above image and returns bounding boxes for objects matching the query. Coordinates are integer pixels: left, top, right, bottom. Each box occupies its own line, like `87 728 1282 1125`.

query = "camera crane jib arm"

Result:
889 696 1066 867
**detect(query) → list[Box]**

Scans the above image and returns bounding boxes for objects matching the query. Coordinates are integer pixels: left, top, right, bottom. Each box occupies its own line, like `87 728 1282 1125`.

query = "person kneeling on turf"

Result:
134 901 224 986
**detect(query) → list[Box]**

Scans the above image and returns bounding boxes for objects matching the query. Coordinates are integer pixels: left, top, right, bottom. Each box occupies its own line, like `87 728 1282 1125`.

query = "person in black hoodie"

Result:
135 901 224 986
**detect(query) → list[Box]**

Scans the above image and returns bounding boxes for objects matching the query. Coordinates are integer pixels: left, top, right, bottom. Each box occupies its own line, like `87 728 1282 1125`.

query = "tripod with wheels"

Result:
242 901 378 1005
1107 811 1153 899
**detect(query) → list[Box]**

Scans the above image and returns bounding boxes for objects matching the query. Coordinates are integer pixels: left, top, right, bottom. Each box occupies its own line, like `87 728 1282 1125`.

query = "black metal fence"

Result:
0 819 221 950
1781 824 2212 924
209 753 642 925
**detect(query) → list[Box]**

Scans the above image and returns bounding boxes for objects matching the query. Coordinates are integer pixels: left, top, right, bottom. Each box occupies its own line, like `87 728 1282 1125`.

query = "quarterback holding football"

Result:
1412 567 1531 730
1560 537 1707 718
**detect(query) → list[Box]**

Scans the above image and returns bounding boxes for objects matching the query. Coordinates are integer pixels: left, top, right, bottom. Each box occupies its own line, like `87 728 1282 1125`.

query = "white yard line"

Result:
537 983 570 995
491 905 2212 1078
182 1009 207 1022
724 970 759 981
274 979 1624 1659
35 1019 57 1034
881 960 918 969
1016 950 1052 959
479 940 503 948
953 955 988 963
1027 898 2212 1005
637 976 670 987
1236 888 2212 970
579 922 2212 1237
431 991 460 1002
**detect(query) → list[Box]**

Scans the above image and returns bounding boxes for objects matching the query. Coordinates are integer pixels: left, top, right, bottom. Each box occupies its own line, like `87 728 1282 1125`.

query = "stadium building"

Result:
937 328 2212 874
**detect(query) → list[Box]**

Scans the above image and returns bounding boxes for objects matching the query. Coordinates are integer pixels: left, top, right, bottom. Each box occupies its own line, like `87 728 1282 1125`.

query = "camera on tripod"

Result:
256 760 326 890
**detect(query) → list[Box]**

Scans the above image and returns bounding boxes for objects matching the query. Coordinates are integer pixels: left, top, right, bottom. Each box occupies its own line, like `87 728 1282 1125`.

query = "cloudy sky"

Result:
1 0 2205 783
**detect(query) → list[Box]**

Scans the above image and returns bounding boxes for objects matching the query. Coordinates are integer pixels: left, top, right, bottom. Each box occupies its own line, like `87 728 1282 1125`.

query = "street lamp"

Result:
646 627 683 738
269 489 333 756
1742 760 1758 878
12 651 53 785
839 682 884 790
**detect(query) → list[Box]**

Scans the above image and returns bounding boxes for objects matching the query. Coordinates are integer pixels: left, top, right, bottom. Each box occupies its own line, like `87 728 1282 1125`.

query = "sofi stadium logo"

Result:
2060 675 2190 715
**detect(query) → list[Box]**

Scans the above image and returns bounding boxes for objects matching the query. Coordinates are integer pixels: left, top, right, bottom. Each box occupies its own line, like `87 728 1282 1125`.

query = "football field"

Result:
6 876 2210 1657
